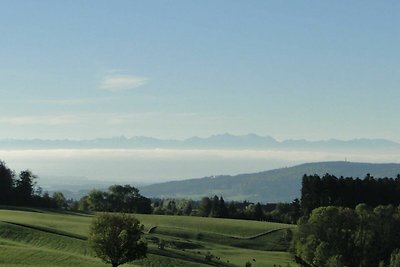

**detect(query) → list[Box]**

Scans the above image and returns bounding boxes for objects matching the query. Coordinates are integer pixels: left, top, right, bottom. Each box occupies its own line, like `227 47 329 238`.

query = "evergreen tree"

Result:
167 200 177 214
14 170 37 205
219 197 228 218
199 197 212 217
210 195 220 217
228 202 237 218
253 202 264 220
183 201 193 215
0 161 15 205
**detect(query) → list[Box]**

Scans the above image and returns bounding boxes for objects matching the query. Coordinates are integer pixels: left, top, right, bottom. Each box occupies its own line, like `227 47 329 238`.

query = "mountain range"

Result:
0 134 399 151
140 161 400 203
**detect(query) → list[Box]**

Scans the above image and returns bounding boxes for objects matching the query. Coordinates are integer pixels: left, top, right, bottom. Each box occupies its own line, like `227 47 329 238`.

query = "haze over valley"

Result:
1 134 400 194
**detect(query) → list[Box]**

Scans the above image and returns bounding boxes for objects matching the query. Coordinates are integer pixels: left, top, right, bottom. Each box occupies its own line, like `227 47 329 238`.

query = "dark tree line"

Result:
150 195 301 223
301 173 400 214
152 198 194 216
196 196 301 223
198 196 229 218
79 185 152 214
0 161 63 208
0 161 152 213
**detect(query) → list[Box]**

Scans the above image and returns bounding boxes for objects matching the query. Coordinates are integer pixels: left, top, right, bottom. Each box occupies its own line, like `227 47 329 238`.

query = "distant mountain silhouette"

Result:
0 134 399 150
140 161 400 202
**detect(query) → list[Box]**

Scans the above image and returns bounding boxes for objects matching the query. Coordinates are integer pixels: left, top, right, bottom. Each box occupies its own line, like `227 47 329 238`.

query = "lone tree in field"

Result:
89 213 147 267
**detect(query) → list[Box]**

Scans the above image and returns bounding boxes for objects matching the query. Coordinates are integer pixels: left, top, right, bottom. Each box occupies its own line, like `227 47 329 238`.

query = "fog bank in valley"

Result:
1 148 399 188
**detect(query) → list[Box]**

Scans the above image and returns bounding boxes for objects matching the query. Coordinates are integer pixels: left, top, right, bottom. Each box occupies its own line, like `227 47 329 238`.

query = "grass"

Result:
133 214 293 237
0 222 87 254
0 209 90 236
150 226 290 251
135 253 210 267
0 222 107 267
0 207 299 267
0 245 108 267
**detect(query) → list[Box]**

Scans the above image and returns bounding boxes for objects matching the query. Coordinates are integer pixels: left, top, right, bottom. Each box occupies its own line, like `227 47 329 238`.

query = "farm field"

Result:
0 207 299 267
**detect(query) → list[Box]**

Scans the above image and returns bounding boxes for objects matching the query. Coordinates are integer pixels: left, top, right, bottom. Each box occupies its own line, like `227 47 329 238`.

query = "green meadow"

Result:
0 208 299 267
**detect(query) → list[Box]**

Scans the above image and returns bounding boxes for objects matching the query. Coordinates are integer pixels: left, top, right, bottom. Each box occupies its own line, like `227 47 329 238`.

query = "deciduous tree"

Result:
89 213 147 267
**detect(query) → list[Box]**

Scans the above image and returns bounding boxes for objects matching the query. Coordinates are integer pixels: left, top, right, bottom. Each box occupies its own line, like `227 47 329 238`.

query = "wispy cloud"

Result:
100 73 148 92
0 115 80 126
0 112 202 127
29 97 110 105
104 112 200 125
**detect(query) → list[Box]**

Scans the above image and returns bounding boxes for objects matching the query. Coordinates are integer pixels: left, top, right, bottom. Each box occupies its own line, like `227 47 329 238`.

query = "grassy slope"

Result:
0 209 90 236
134 214 292 236
149 226 290 251
0 222 108 267
0 208 299 267
0 220 202 267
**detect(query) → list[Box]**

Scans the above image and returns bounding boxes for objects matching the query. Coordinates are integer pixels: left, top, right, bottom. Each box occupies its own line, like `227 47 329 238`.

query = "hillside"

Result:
140 161 400 202
0 208 298 267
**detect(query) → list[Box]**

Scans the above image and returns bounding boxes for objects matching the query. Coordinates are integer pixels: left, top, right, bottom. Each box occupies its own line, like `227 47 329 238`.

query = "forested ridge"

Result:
141 161 400 202
301 173 400 214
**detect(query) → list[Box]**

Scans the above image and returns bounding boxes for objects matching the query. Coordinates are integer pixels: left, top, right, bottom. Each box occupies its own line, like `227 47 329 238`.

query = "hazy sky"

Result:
1 1 399 141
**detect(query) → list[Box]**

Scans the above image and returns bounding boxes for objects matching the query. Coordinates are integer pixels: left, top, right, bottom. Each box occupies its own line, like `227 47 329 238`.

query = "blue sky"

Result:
1 1 400 141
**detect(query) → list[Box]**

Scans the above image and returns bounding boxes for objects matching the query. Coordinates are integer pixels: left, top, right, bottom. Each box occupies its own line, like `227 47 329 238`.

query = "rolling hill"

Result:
140 161 400 202
0 208 298 267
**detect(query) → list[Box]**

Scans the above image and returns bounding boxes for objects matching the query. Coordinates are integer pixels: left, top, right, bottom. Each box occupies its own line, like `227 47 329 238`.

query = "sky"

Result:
1 1 400 142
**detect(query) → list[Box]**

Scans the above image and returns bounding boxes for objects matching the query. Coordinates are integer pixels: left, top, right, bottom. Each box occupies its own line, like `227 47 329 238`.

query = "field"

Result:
0 207 299 267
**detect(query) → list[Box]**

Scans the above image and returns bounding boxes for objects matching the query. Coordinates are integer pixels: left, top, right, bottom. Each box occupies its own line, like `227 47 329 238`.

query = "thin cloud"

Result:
0 115 80 126
0 112 201 127
29 97 110 105
100 74 148 92
104 112 200 125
